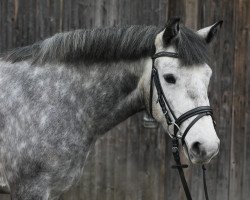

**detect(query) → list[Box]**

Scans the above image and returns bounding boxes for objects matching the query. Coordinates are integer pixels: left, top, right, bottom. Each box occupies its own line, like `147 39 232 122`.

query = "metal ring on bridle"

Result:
169 122 182 139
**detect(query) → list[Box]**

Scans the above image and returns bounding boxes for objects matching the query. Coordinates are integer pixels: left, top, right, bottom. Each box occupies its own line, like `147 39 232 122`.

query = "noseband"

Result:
149 51 216 200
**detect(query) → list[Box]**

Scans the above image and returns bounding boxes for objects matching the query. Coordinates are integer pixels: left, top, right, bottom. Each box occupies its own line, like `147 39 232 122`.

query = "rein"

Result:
150 51 215 200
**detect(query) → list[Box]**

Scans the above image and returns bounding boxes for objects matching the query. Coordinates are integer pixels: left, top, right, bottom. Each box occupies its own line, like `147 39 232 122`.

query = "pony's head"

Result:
142 18 222 164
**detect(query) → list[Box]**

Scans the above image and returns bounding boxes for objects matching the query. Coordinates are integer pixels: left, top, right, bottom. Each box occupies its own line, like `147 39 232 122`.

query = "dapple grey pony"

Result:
0 18 222 199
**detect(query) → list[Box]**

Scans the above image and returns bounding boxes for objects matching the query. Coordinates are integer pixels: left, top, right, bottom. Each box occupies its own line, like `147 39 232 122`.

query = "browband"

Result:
152 52 179 59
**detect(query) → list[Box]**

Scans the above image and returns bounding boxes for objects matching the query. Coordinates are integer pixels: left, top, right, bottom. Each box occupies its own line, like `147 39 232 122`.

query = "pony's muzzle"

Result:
190 139 220 164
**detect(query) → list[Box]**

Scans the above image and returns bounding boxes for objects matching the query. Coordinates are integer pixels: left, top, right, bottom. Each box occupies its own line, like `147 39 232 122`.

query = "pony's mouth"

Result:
182 143 218 165
188 153 213 164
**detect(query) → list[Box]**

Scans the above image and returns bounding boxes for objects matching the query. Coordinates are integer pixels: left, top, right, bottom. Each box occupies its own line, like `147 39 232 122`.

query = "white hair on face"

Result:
150 28 219 164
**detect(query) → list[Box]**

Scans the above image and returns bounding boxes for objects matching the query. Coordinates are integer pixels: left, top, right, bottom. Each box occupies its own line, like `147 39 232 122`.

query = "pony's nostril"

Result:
191 142 201 156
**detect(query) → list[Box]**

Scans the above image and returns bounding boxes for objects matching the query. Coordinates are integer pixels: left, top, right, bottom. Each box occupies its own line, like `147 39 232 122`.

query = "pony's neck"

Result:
81 58 149 134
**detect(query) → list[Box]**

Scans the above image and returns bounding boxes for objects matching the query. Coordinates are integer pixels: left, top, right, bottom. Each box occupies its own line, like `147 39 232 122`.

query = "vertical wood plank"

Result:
1 0 8 50
6 0 14 49
113 121 128 200
28 0 36 44
105 130 115 200
184 0 198 29
62 0 71 31
243 29 250 200
167 0 186 20
124 115 140 200
229 0 249 199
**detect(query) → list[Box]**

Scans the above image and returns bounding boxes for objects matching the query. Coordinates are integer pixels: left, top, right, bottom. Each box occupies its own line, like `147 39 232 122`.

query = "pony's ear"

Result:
163 17 180 45
197 21 223 43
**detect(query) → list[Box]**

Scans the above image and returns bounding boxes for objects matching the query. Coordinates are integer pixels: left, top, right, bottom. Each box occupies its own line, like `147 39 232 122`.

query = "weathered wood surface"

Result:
0 0 250 199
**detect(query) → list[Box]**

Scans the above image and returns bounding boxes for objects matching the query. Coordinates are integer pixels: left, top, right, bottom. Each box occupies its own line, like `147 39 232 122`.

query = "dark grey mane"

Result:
3 26 162 63
3 25 210 65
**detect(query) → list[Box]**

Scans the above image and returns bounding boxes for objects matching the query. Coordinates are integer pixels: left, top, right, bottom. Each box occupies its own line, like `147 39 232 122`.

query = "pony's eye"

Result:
164 74 176 84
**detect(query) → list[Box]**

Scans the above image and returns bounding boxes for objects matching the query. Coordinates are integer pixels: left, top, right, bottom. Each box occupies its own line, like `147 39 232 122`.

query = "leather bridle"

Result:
149 51 216 200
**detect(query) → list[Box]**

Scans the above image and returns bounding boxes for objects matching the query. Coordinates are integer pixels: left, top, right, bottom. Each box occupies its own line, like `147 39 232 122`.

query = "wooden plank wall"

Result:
0 0 249 199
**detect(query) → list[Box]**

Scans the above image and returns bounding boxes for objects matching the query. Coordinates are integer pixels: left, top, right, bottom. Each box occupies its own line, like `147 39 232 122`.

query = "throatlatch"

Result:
150 51 216 200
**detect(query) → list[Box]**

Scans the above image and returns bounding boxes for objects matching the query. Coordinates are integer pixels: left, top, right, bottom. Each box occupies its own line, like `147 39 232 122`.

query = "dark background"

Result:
0 0 249 199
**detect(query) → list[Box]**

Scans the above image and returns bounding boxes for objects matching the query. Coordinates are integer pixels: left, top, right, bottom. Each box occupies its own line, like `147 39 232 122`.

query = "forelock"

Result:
169 25 210 66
